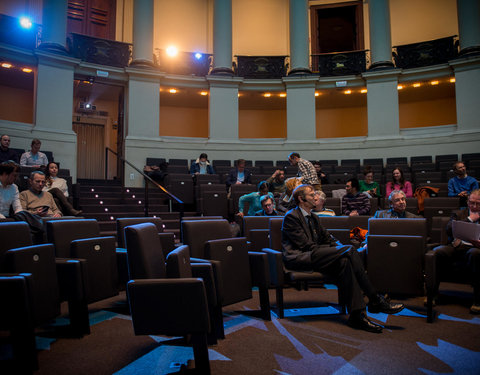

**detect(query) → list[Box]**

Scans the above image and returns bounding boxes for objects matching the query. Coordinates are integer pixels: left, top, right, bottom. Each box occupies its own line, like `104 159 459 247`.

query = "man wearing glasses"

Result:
432 189 480 314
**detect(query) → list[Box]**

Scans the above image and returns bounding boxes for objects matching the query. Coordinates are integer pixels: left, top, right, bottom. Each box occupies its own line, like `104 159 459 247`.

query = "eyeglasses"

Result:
468 200 480 207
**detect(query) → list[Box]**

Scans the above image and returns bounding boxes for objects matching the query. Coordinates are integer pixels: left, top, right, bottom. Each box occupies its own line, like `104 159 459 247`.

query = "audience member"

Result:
0 134 20 163
277 177 302 214
226 158 252 190
281 184 404 333
313 161 329 185
374 190 420 218
19 171 61 217
255 195 279 216
0 161 22 218
267 169 286 197
143 160 168 184
385 167 413 198
448 161 479 206
190 153 215 175
359 166 380 198
237 180 274 217
342 178 371 216
44 161 82 216
20 138 48 167
312 190 336 217
432 189 480 313
288 152 321 190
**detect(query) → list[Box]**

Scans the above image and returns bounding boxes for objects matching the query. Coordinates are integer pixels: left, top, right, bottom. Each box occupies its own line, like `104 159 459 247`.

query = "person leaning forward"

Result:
281 184 404 333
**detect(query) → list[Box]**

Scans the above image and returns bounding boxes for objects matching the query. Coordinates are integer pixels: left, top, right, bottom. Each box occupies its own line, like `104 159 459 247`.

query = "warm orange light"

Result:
279 93 286 98
344 90 352 95
169 88 177 94
413 83 421 88
263 93 271 98
22 68 33 73
430 80 439 85
360 89 367 93
1 63 12 68
449 78 456 83
166 46 178 57
314 92 320 97
200 91 208 96
397 85 404 90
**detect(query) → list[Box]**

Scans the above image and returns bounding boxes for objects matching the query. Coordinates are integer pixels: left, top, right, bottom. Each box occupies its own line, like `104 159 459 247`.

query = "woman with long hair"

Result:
385 167 413 197
44 161 82 216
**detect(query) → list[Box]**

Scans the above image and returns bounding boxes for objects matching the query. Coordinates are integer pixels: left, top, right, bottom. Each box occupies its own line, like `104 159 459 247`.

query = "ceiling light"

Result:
413 83 421 88
200 91 208 96
22 68 32 73
279 93 286 98
314 92 320 97
449 77 456 83
169 88 177 94
430 80 439 85
360 89 367 93
263 93 271 98
1 63 12 68
344 90 352 94
397 85 404 90
166 46 178 57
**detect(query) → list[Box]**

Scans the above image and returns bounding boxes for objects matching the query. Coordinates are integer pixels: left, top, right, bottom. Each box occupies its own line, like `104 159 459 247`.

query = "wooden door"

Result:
73 122 105 179
67 0 116 40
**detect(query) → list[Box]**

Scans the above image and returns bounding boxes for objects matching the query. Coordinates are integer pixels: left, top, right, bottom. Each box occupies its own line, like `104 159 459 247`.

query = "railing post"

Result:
144 177 149 217
105 148 108 180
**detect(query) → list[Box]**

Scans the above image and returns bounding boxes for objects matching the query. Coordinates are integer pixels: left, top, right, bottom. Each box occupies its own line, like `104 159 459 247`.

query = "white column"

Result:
208 77 240 140
452 59 480 132
211 0 233 75
368 0 394 69
39 0 67 54
364 70 400 138
285 78 317 140
131 0 154 67
457 0 480 56
289 0 311 75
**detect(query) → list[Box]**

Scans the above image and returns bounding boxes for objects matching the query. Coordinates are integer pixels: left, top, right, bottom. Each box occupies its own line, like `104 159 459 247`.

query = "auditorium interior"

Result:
1 0 480 374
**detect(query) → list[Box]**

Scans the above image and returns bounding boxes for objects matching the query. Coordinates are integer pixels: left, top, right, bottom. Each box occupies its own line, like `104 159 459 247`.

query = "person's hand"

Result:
53 212 62 218
469 212 480 222
470 239 480 248
235 181 242 184
459 191 468 197
236 212 244 217
349 210 359 216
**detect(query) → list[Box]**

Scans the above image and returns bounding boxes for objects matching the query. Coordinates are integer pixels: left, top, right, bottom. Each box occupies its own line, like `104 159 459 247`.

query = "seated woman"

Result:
237 180 274 217
312 190 336 217
0 160 22 219
359 166 380 198
277 177 302 214
190 153 215 175
44 161 82 216
385 167 413 198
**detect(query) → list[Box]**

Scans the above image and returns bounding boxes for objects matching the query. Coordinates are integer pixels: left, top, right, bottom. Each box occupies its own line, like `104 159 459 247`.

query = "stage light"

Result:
166 46 178 57
85 103 91 109
200 91 208 96
360 89 367 93
344 90 352 94
19 17 32 29
22 68 32 73
1 63 12 69
430 80 439 85
194 53 203 60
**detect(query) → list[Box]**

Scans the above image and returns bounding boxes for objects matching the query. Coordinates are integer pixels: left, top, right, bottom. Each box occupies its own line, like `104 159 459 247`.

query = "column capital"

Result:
283 76 318 88
206 75 243 88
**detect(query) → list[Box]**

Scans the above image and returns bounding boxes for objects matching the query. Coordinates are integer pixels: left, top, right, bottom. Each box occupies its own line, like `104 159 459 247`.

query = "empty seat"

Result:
363 158 384 166
168 158 188 166
386 157 408 165
411 156 433 164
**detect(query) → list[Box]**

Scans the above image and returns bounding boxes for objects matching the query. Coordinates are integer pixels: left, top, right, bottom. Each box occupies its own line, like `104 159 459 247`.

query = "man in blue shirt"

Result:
448 161 479 206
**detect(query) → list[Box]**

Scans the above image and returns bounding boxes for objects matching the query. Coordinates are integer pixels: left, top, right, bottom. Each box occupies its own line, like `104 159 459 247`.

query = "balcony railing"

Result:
393 35 458 69
311 50 368 76
153 49 211 76
67 33 132 68
234 56 288 79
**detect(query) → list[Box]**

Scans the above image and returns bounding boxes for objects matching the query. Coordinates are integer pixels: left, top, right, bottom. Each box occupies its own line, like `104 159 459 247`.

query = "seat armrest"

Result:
191 263 218 307
248 251 270 288
424 250 437 292
127 278 210 336
191 258 224 304
261 248 285 287
158 232 176 258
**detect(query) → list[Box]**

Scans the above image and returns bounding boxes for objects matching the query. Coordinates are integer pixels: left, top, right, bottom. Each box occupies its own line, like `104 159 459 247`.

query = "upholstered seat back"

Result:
243 216 271 240
0 222 32 270
269 218 284 250
116 217 165 248
46 219 100 258
125 223 166 279
368 218 427 238
181 219 232 258
166 245 192 279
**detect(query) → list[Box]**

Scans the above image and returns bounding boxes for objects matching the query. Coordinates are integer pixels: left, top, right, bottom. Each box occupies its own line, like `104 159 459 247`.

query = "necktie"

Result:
306 215 317 242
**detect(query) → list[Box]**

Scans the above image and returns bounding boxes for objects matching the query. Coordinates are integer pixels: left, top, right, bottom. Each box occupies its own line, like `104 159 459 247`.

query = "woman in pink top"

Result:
385 167 413 197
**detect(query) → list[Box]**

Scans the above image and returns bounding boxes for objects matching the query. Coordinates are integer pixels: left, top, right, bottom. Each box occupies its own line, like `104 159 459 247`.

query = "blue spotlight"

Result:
19 17 33 29
194 53 203 60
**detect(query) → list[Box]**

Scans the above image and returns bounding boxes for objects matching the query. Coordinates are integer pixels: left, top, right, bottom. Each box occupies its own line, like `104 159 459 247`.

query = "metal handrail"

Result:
105 147 184 217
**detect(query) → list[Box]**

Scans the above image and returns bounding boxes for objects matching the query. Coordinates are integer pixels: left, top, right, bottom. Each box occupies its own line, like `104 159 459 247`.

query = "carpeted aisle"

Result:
7 283 480 375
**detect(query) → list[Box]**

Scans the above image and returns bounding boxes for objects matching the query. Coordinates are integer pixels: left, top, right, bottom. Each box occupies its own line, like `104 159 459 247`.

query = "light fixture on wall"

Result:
166 46 178 57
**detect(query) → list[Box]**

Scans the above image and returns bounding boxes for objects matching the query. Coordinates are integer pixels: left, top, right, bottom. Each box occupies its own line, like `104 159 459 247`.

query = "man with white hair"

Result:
374 190 421 218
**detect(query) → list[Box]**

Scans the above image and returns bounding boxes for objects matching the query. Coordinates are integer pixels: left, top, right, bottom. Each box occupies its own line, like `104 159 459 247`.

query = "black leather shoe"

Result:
368 295 404 314
347 314 383 333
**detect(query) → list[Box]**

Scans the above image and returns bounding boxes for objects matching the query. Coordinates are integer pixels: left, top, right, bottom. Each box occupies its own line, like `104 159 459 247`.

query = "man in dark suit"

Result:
225 158 252 191
432 189 480 313
282 184 404 333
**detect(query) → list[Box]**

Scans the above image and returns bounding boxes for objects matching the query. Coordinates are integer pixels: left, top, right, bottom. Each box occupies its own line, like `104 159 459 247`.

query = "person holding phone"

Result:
19 170 62 217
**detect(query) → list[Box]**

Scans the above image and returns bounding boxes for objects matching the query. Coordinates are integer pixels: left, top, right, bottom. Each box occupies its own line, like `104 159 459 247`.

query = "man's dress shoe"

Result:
368 295 404 314
347 314 383 333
